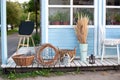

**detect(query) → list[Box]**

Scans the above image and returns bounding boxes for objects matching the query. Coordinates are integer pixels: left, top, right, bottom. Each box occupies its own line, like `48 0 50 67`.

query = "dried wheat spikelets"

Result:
74 14 89 44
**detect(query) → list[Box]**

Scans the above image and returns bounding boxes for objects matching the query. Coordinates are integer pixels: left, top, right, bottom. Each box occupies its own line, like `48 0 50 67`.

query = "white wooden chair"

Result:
100 26 120 63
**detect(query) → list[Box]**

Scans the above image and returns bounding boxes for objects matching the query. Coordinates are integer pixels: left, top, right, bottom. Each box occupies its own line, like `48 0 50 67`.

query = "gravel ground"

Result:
14 70 120 80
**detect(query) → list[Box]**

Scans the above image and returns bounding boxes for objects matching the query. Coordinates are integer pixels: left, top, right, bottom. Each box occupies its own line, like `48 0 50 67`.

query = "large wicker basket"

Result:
12 54 34 66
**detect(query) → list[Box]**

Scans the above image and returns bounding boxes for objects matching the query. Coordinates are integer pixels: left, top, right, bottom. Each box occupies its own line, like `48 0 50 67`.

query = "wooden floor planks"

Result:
4 58 120 69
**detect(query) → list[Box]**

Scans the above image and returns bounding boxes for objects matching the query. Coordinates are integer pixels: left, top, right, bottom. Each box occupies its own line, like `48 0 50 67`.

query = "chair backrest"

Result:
19 21 34 35
100 26 106 42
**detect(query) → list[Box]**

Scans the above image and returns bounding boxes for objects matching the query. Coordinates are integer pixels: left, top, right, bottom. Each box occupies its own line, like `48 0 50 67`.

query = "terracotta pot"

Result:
53 21 61 25
63 21 69 25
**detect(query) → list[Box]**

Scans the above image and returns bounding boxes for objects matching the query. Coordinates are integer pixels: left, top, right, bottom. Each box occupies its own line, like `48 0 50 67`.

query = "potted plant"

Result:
49 15 54 25
114 13 120 25
62 12 69 25
53 12 61 25
74 13 89 61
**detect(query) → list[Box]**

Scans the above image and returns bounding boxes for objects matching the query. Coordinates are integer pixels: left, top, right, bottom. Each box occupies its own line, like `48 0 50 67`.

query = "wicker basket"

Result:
12 54 34 66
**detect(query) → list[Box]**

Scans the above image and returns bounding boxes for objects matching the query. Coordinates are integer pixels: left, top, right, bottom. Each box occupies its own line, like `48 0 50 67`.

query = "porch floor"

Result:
2 57 120 73
1 47 120 72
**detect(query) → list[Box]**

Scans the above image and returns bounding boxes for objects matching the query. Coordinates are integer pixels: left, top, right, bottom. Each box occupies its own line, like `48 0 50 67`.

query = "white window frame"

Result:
104 0 120 28
47 0 97 28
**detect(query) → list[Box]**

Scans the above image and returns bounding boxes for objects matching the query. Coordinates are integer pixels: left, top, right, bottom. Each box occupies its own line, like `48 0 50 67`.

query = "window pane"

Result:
49 8 70 25
106 0 120 6
49 0 70 5
73 0 94 5
106 8 120 25
73 8 94 25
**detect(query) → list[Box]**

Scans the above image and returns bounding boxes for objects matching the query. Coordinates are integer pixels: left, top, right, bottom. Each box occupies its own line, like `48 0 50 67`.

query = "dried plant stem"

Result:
74 15 89 44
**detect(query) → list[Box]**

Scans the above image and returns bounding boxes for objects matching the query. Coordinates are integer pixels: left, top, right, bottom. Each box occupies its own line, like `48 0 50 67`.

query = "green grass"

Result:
0 69 51 80
7 28 18 35
0 68 83 80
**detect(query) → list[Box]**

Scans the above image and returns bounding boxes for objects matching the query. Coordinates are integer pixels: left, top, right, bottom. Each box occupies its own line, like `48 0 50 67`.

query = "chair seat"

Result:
103 39 120 45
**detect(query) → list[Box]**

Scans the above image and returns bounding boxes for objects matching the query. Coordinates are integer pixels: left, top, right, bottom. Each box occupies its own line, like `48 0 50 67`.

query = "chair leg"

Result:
117 45 119 63
101 44 105 62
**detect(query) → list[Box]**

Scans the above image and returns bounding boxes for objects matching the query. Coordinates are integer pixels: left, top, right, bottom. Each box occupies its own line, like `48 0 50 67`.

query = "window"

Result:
106 0 120 6
49 8 70 25
73 0 93 5
49 0 70 25
73 8 94 25
49 0 70 5
48 0 94 26
106 0 120 25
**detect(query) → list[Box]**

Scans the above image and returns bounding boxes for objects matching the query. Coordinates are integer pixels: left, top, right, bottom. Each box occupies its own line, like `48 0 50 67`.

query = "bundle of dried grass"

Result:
74 14 89 44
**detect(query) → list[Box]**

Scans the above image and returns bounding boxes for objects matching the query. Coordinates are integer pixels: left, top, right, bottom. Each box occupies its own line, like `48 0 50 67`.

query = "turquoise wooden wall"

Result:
105 28 120 55
48 28 94 56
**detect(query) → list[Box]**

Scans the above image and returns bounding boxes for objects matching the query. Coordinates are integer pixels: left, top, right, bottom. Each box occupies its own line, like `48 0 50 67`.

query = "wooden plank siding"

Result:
48 28 94 56
105 28 120 55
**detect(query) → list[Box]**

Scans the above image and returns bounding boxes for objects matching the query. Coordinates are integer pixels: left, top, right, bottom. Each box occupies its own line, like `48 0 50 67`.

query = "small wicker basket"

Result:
12 54 34 66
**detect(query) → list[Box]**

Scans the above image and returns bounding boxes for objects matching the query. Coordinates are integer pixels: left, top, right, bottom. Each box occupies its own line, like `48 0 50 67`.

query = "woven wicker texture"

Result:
12 54 34 66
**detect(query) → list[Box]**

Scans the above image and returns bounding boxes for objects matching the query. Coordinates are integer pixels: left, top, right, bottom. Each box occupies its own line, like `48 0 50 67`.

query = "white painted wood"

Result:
94 0 98 56
59 62 66 68
97 59 108 66
102 59 113 66
74 60 81 67
48 5 71 7
106 6 120 8
10 62 16 68
73 6 94 8
78 60 87 67
106 26 120 28
70 0 73 26
83 61 93 66
26 64 33 68
16 65 21 68
54 62 60 67
1 0 8 65
110 58 119 64
38 63 44 68
6 57 14 68
70 61 76 67
6 61 13 68
46 0 48 43
106 59 118 66
91 61 98 66
32 62 38 68
95 59 103 66
48 25 94 28
2 58 120 68
98 0 102 56
2 50 120 68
